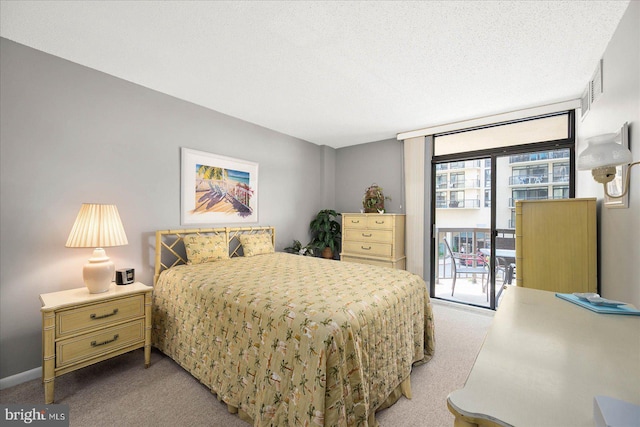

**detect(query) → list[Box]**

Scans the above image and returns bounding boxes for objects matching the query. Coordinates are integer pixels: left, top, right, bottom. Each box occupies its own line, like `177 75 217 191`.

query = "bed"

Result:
152 226 435 426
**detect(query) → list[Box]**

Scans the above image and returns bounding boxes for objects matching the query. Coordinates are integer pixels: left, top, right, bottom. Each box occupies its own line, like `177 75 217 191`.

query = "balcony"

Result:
449 160 482 169
509 150 569 164
435 228 515 307
436 199 481 209
449 179 481 189
552 174 570 183
508 195 549 207
509 175 548 186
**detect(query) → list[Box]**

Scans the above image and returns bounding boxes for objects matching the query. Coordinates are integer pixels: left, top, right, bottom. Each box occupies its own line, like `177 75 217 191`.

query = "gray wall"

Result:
575 1 639 306
2 1 638 382
335 139 404 214
0 38 330 379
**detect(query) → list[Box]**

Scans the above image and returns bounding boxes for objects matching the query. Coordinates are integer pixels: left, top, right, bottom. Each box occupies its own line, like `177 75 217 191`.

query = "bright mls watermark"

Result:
1 405 68 426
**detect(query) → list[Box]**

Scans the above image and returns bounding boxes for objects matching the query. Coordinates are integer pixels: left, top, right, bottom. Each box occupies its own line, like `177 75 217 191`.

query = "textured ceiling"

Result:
0 1 630 148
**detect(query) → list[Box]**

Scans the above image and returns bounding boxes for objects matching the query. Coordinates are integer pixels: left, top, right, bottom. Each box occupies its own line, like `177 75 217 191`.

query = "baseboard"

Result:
0 366 41 390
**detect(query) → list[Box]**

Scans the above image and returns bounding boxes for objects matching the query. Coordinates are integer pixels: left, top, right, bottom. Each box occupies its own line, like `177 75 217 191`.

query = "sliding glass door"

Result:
430 112 575 310
433 158 492 307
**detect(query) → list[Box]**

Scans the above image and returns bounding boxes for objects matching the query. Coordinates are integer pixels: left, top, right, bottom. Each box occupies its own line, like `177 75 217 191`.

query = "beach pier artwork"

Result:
181 148 258 225
192 164 254 217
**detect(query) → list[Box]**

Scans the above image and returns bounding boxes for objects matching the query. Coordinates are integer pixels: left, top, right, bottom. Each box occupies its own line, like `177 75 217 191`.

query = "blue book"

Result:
556 293 640 315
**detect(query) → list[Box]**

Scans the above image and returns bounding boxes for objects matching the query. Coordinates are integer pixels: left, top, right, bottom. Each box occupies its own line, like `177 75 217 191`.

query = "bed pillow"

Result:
183 234 229 264
239 233 274 257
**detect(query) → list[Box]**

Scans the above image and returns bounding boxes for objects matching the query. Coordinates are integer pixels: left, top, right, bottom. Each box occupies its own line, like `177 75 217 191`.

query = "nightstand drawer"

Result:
344 228 393 243
56 319 145 368
57 294 144 337
343 241 392 257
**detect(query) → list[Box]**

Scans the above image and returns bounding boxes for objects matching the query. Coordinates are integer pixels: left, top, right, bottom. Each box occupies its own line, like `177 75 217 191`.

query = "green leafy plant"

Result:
283 239 314 256
363 184 391 213
309 209 341 257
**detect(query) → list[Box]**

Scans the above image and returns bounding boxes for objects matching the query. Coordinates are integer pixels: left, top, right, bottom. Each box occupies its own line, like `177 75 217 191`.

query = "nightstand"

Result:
40 282 152 404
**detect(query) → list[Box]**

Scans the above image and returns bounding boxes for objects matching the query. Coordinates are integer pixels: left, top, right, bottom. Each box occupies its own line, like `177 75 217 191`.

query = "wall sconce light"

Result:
577 127 638 199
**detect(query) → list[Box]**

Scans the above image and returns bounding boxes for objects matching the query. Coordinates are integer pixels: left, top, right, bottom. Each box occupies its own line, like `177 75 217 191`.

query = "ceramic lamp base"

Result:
83 248 114 293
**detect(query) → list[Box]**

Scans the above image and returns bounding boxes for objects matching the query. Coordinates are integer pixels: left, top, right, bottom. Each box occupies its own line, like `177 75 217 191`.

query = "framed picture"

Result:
604 122 629 209
181 148 258 224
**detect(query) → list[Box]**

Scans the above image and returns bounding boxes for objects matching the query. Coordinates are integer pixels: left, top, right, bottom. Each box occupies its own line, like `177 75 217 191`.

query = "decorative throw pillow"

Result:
183 234 229 264
239 233 274 257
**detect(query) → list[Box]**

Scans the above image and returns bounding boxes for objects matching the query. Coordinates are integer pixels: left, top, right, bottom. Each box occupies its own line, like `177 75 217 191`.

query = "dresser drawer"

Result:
341 255 404 269
344 228 393 243
343 241 392 258
57 294 145 338
343 215 368 229
56 319 145 368
366 216 394 229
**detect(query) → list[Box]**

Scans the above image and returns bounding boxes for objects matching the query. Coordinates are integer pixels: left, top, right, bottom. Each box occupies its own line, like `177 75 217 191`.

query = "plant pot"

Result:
363 184 386 213
321 247 334 259
364 205 383 213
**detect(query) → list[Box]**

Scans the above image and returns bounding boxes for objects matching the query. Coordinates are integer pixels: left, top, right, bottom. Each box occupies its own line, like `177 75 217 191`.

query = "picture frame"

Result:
181 148 258 224
604 122 629 209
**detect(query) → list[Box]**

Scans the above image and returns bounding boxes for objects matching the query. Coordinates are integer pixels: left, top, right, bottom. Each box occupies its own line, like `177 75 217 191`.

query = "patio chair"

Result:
443 238 489 300
494 256 510 301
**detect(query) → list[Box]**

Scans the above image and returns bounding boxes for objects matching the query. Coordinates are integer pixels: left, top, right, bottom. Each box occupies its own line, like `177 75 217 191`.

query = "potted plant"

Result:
309 209 341 259
363 184 391 213
283 239 314 256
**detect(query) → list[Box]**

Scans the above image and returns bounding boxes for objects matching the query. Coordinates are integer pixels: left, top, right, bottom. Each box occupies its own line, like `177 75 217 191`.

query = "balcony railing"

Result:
449 179 481 189
435 227 515 281
509 150 569 164
508 195 550 207
509 175 548 185
436 199 481 209
448 160 482 170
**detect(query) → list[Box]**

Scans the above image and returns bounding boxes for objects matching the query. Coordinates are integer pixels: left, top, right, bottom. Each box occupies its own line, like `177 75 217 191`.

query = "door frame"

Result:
429 111 576 309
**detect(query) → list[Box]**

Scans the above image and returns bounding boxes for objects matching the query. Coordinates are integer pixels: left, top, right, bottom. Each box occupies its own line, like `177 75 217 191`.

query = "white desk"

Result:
447 287 640 427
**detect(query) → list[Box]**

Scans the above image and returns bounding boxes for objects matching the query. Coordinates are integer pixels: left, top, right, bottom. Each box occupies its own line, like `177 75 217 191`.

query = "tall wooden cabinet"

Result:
515 198 597 293
340 213 406 269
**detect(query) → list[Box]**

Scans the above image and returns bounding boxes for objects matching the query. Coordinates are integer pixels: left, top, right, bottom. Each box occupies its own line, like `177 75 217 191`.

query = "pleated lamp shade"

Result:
66 204 128 293
66 204 128 248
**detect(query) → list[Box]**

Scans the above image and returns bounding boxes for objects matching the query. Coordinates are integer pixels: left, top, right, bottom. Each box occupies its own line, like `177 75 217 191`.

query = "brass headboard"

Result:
154 226 275 285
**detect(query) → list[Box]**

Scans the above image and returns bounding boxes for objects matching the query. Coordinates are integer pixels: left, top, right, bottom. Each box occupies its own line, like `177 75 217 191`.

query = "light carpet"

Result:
0 301 493 427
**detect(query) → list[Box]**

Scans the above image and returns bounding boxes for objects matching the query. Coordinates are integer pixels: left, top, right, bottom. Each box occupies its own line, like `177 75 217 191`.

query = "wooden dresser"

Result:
340 213 405 269
40 282 152 403
515 198 597 294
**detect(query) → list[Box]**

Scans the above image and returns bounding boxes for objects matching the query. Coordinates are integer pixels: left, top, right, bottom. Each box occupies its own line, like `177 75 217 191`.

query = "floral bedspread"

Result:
152 252 435 426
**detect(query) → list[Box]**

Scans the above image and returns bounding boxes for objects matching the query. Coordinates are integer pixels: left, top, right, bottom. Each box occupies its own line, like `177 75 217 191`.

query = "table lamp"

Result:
65 204 128 293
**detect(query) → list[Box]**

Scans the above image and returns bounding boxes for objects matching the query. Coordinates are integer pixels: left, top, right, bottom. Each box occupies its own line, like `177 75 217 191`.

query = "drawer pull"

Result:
362 233 372 237
351 220 360 224
90 308 119 320
375 220 385 224
361 246 372 250
91 334 119 347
